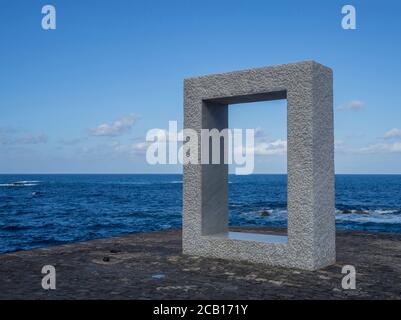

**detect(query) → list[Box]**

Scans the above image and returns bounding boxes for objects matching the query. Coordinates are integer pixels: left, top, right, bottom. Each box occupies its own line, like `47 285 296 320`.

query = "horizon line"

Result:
1 172 401 175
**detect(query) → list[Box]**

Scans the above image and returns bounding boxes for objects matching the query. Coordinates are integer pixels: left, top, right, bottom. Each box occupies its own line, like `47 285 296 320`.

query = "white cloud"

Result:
238 139 287 156
384 128 401 139
358 142 401 154
334 140 348 152
333 135 401 154
147 129 175 142
110 127 184 157
337 100 365 111
254 127 268 139
111 140 150 156
90 114 138 137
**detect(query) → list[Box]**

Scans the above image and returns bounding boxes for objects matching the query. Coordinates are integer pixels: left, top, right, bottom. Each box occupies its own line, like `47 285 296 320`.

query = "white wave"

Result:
239 207 401 225
336 209 398 214
0 181 38 187
336 213 401 224
114 182 151 185
374 209 399 214
170 181 182 184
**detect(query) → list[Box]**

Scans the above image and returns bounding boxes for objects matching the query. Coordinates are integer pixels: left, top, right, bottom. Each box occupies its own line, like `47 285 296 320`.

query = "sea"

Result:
1 174 401 253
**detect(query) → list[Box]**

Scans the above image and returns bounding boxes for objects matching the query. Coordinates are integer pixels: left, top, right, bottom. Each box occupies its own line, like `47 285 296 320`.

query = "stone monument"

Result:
183 61 335 270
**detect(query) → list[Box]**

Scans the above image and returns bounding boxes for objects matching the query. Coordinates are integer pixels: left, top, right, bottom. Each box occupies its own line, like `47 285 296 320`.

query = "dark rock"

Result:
110 249 121 254
102 257 110 262
2 227 401 299
341 209 352 214
260 210 271 217
355 210 369 215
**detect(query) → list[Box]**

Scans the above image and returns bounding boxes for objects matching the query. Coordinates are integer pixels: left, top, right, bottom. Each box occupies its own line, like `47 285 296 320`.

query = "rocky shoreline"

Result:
339 209 369 215
1 227 401 299
255 208 372 217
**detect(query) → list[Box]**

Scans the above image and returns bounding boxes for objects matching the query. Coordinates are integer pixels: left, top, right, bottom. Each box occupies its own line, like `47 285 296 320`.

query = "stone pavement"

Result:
1 227 400 299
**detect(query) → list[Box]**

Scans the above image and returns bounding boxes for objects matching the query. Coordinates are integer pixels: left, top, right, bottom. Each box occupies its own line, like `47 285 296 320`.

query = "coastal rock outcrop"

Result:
340 209 369 215
260 210 271 217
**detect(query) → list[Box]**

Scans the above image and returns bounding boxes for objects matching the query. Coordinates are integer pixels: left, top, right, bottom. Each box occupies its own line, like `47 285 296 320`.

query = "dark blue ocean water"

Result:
1 174 401 253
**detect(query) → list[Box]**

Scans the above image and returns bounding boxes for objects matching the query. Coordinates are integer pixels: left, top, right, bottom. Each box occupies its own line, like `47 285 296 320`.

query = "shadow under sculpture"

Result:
182 61 335 271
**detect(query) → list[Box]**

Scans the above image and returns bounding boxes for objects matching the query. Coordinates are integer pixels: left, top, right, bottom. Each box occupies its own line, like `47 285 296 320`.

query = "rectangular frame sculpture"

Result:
183 61 335 271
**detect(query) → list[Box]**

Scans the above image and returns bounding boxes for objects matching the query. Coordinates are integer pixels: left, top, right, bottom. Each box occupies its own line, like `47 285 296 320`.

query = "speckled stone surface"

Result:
183 61 335 270
0 227 401 300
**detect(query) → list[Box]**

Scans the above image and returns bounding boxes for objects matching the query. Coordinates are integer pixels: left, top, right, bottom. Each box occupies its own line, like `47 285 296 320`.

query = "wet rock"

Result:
355 210 369 215
102 257 110 262
260 210 271 217
341 209 352 214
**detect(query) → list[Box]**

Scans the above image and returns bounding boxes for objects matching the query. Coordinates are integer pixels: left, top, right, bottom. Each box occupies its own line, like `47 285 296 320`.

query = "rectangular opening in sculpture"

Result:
200 96 288 243
228 99 288 242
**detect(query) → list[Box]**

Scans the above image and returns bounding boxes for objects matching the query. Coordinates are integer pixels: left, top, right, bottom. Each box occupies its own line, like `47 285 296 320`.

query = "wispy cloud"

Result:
237 139 287 156
358 142 401 154
0 129 48 145
337 100 365 111
107 127 184 157
254 139 287 155
111 141 149 156
254 127 268 139
58 137 85 145
334 140 347 152
90 114 139 137
16 134 48 144
384 128 401 139
335 128 401 154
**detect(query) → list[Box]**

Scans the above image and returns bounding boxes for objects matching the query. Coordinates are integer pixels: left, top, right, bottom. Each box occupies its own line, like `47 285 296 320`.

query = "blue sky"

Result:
1 0 401 173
